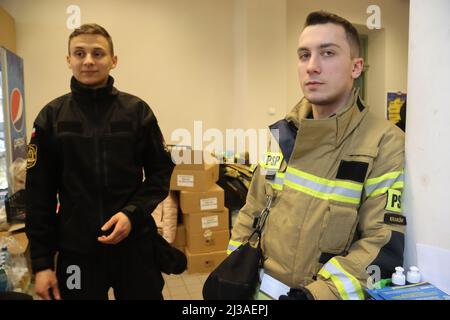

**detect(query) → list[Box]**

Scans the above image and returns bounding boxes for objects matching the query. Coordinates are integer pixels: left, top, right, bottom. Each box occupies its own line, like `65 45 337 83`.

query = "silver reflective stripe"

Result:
365 173 404 196
227 244 238 252
322 261 361 300
273 175 284 186
285 172 362 199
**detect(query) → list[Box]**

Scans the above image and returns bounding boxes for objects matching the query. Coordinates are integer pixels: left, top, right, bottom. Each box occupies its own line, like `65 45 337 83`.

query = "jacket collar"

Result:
70 76 118 101
285 87 367 147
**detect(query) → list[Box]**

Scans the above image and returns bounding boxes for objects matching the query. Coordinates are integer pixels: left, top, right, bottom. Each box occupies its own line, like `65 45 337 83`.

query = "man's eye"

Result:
74 51 85 57
298 52 310 61
322 50 335 57
94 52 104 58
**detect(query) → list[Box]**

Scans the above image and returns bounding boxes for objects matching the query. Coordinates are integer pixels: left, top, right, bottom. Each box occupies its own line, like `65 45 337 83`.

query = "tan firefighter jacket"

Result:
229 88 406 300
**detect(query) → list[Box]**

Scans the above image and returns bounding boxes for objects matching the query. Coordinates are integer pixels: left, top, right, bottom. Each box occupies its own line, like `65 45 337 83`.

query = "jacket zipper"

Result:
103 144 108 188
93 103 106 226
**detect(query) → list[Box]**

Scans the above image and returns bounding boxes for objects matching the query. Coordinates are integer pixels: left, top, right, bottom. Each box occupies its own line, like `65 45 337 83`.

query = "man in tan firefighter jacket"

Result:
229 11 406 300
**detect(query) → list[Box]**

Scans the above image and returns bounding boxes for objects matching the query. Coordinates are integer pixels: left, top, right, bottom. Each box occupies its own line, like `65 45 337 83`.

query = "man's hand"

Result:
34 269 61 300
279 287 315 300
97 212 132 244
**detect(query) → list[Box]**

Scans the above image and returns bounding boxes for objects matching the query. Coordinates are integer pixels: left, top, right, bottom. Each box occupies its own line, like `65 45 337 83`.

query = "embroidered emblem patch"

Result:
27 144 37 169
384 213 407 226
259 152 284 171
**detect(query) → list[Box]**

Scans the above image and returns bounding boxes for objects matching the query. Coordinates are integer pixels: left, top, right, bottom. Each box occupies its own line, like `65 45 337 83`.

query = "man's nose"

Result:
306 53 321 75
83 53 94 65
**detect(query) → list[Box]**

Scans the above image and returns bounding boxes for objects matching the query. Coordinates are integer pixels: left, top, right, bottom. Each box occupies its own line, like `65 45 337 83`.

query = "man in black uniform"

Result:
25 24 175 300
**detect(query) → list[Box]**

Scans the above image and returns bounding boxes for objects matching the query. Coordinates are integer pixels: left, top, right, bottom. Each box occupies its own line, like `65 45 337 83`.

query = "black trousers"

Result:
56 237 164 300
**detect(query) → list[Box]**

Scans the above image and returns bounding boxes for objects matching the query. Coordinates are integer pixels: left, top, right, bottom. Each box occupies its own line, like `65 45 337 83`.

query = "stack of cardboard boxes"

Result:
170 150 229 274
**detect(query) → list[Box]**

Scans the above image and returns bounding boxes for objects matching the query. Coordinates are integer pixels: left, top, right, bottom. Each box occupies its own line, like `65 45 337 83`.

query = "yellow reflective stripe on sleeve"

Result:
318 268 350 300
319 258 364 300
365 171 404 197
227 240 242 255
284 167 363 205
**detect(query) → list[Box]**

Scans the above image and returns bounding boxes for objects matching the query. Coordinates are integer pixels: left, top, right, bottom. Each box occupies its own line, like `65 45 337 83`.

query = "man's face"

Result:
297 23 363 108
67 34 117 88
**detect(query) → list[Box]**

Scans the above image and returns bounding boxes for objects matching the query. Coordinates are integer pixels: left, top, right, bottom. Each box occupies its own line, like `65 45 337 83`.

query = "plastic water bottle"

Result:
0 246 11 292
392 266 406 286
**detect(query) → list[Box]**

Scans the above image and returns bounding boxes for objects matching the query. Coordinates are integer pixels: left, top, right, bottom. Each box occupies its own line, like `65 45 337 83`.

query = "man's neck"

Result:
311 90 353 120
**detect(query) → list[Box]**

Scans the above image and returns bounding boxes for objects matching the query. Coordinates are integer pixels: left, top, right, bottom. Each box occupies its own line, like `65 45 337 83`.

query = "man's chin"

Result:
75 76 107 88
304 94 331 106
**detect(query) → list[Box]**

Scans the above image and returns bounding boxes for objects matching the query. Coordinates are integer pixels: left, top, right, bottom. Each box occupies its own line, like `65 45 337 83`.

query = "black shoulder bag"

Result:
202 195 273 300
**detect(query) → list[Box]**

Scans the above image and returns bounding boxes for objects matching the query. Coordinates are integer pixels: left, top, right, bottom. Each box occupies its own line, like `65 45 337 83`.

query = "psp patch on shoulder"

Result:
27 144 37 169
385 189 402 213
259 152 284 171
384 213 407 226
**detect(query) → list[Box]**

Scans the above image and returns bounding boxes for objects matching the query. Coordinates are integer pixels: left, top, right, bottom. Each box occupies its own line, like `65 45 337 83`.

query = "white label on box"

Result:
200 197 218 210
202 215 219 229
177 175 194 187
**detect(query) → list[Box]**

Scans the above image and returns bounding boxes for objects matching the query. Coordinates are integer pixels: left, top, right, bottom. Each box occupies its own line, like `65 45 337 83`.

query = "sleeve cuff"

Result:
122 204 141 228
31 256 55 273
305 279 340 300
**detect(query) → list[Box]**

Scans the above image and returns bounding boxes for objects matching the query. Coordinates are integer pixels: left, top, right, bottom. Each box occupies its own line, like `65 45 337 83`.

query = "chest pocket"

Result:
103 121 138 188
319 204 359 254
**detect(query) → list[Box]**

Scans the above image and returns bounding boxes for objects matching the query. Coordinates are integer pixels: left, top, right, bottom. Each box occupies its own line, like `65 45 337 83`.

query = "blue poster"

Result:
5 49 27 162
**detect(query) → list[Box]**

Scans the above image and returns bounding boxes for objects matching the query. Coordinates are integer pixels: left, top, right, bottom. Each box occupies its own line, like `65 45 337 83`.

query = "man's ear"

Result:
111 56 118 70
66 55 71 69
351 58 364 79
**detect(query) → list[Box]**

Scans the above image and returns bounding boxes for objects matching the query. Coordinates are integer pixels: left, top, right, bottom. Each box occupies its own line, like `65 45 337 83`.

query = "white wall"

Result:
0 0 409 148
0 0 235 144
404 0 450 293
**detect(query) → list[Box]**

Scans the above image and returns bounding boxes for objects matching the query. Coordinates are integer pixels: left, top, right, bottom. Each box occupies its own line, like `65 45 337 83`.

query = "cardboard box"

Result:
180 184 225 213
186 229 229 253
170 163 219 191
172 224 186 247
185 247 227 274
184 208 229 234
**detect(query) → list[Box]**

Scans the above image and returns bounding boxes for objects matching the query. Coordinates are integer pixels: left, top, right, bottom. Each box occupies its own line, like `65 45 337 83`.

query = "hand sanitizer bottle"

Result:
406 266 421 284
392 266 406 286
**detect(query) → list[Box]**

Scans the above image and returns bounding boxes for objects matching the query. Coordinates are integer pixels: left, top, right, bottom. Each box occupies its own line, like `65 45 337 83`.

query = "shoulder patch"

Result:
385 189 402 213
27 144 37 169
259 152 284 171
384 213 407 226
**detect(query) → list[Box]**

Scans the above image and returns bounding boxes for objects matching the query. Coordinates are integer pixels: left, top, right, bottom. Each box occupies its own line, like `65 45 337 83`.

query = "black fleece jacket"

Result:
25 76 174 272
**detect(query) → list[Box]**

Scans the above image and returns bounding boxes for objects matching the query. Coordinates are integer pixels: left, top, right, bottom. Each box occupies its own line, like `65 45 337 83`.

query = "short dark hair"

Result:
304 11 360 58
68 23 114 55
